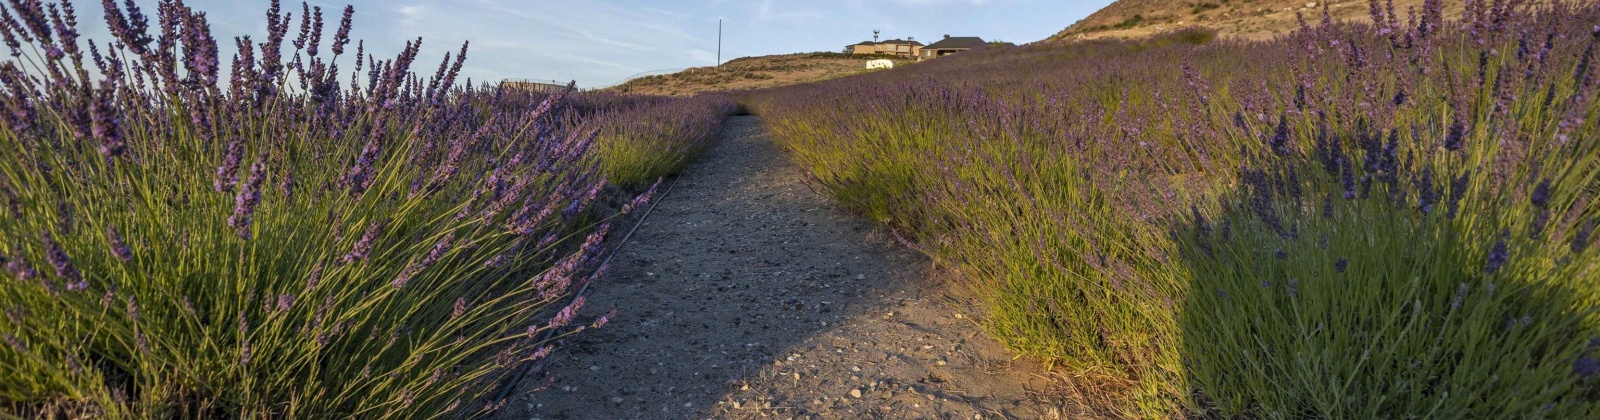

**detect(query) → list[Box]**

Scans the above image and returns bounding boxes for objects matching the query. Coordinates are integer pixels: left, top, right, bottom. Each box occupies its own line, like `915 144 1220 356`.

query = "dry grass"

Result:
609 53 915 97
1053 0 1462 41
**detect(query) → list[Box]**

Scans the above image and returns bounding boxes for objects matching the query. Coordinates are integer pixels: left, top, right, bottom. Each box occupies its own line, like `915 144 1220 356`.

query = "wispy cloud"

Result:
686 49 718 64
755 0 826 22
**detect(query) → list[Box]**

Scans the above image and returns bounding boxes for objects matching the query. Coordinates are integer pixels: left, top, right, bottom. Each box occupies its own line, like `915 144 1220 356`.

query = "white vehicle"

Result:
866 59 894 70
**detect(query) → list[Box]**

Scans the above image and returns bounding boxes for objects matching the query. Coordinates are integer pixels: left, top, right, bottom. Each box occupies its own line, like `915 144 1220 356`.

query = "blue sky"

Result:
84 0 1112 88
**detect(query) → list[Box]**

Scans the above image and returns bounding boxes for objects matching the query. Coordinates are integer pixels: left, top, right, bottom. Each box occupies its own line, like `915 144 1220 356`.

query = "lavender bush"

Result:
581 94 735 187
747 0 1600 416
0 0 720 417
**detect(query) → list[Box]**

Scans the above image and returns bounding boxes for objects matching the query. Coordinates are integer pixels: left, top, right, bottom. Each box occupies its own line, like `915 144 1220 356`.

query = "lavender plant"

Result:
582 94 735 187
0 0 719 417
747 0 1600 416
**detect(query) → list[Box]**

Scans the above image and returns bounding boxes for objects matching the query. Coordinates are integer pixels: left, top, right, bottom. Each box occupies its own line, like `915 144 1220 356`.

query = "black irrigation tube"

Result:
483 173 685 410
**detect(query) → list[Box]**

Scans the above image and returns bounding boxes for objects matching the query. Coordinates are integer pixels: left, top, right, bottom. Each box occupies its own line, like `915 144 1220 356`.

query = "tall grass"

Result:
747 1 1600 416
0 0 723 417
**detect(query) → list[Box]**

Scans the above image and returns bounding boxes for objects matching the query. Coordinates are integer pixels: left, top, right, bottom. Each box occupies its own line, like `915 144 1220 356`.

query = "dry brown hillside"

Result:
1054 0 1466 41
610 53 914 97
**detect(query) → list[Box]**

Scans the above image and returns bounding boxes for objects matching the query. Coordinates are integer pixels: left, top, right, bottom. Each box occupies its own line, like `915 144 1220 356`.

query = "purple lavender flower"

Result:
180 8 219 87
529 345 553 362
1334 257 1349 273
214 137 243 192
1269 113 1289 154
341 222 382 264
227 159 267 239
9 0 52 44
5 253 39 281
1530 178 1552 209
331 5 352 55
291 2 310 50
345 129 384 195
306 262 324 289
305 6 322 57
3 333 24 353
1443 120 1465 152
89 89 124 157
1530 209 1552 240
547 296 586 330
1340 157 1357 200
393 232 453 288
1447 172 1469 219
107 226 132 262
1484 235 1509 275
1576 357 1600 379
1574 220 1596 255
592 309 616 328
1416 168 1437 214
40 231 81 287
126 296 139 321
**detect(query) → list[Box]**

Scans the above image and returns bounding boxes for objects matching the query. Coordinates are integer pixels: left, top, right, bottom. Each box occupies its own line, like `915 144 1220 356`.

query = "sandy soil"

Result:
497 117 1085 419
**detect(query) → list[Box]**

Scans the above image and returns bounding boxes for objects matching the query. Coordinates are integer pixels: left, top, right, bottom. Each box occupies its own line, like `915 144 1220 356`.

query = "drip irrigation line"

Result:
483 173 684 412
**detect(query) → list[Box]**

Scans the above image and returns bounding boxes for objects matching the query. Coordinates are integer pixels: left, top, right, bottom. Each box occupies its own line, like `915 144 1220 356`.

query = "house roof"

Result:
924 36 987 50
878 39 924 46
850 39 924 47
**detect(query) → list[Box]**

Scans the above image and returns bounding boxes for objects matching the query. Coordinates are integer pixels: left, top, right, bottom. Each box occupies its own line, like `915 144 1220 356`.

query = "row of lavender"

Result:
0 0 730 417
747 1 1600 417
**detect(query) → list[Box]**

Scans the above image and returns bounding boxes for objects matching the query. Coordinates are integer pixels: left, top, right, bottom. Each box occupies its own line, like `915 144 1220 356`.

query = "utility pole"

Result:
717 19 723 69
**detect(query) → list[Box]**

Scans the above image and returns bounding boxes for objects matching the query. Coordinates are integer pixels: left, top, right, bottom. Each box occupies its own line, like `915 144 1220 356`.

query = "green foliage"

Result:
1115 14 1146 30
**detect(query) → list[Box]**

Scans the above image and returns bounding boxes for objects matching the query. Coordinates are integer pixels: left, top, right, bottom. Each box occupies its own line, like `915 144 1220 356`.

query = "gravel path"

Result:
501 116 1084 419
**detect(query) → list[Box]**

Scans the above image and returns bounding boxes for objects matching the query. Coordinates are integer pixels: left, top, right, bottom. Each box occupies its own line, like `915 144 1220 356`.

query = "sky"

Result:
79 0 1114 88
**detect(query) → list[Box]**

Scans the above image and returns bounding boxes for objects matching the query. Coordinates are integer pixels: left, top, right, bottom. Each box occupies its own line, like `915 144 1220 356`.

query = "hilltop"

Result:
1052 0 1462 41
609 53 913 97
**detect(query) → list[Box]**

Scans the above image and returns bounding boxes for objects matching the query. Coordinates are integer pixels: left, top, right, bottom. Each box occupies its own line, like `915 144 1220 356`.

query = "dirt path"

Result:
503 117 1084 419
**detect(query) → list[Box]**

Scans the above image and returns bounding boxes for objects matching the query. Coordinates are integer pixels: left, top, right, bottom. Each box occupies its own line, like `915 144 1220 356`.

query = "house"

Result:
846 38 923 58
920 35 989 60
502 79 570 92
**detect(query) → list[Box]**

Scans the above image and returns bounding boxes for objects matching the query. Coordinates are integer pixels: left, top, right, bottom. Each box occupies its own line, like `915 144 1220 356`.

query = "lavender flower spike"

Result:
107 226 132 262
214 137 243 192
1484 236 1509 275
227 158 267 239
341 221 383 264
4 252 39 280
40 231 83 290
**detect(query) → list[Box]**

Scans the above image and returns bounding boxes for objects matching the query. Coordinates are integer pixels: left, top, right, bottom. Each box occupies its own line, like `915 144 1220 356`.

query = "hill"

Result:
1053 0 1462 41
609 53 914 97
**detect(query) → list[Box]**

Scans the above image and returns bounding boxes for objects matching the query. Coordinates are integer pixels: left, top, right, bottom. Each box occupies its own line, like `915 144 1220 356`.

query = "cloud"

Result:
686 49 718 64
756 0 826 22
641 6 691 19
885 0 991 4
